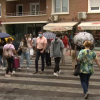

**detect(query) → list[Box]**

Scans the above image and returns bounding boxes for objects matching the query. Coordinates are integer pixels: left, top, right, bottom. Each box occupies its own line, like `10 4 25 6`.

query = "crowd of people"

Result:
0 31 100 99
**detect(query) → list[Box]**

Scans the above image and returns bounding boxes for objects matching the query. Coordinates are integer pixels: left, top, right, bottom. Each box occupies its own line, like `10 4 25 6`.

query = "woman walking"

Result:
20 37 31 69
70 38 76 73
0 38 6 70
26 34 33 60
77 41 100 99
3 38 16 77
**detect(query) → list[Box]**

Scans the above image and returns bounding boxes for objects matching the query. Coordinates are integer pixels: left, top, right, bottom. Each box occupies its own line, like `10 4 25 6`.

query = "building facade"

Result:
0 0 100 48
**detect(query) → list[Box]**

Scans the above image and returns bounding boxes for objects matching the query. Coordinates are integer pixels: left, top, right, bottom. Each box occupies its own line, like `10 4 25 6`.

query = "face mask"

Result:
39 34 42 37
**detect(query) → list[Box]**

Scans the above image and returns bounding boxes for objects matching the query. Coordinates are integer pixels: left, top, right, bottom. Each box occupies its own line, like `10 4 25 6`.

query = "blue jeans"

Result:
0 55 6 67
79 73 92 94
20 52 31 67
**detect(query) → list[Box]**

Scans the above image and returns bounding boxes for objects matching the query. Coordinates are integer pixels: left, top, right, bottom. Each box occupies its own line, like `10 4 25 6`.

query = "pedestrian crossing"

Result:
0 57 100 100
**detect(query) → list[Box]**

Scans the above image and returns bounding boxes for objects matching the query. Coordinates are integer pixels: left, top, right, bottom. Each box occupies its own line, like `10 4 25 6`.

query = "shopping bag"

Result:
30 49 34 56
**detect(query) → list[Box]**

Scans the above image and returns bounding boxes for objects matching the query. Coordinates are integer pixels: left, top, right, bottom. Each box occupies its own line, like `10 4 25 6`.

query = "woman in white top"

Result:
26 34 33 59
32 35 37 56
20 37 31 69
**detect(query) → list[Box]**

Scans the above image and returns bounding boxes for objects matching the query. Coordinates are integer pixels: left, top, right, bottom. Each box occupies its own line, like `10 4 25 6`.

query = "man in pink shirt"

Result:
33 31 47 74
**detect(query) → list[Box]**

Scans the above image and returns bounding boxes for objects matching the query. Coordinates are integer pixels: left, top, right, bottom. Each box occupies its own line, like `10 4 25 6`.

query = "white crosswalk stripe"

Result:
0 56 100 100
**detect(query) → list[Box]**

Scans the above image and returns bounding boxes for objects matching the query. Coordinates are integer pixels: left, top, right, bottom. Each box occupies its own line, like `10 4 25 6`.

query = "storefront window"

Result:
93 30 100 47
86 30 100 48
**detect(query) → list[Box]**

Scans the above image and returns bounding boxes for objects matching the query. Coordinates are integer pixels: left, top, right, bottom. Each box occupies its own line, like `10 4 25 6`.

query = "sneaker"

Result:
84 92 89 99
58 70 61 74
12 71 15 75
54 73 58 77
5 74 11 77
0 66 3 69
27 67 29 70
18 67 21 70
2 67 6 70
40 71 44 74
33 71 38 74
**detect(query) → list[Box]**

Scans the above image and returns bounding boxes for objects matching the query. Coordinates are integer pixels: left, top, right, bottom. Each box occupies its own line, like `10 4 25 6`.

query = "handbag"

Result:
17 48 22 55
74 61 80 76
4 45 12 58
30 49 34 56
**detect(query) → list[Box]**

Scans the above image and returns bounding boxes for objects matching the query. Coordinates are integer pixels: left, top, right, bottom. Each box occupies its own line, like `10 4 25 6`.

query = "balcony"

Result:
6 0 46 18
6 10 47 17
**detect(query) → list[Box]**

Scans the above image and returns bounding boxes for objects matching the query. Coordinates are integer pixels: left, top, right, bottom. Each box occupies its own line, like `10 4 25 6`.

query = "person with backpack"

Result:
50 33 64 77
3 38 16 77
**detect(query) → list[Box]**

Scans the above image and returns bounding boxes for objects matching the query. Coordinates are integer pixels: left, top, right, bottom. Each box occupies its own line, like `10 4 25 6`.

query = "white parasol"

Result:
74 32 94 46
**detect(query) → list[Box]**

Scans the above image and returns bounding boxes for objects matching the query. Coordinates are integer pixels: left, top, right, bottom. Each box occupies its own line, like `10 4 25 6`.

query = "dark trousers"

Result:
79 73 91 94
35 49 45 72
45 52 51 66
6 56 14 74
54 57 61 72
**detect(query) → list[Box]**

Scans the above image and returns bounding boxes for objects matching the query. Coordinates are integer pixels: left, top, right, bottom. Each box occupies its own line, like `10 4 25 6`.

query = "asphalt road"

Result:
0 56 100 100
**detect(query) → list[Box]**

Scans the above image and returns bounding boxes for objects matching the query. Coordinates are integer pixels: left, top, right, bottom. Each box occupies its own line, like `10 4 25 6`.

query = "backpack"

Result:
4 45 12 58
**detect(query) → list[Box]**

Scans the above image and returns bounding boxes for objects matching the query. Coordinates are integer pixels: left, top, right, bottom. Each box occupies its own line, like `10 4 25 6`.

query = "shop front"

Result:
1 21 47 41
78 22 100 50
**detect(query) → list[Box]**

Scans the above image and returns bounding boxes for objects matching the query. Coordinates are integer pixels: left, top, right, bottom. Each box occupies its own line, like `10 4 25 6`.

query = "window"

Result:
88 0 100 12
30 3 39 15
16 4 23 16
52 0 69 14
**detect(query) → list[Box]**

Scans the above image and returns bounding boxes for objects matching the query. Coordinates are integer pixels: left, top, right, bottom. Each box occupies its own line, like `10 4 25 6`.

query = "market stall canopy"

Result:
43 22 78 31
78 22 100 30
51 26 67 32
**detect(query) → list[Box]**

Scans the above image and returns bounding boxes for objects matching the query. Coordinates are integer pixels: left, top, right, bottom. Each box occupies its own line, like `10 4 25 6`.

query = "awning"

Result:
43 22 78 30
1 21 48 24
78 22 100 30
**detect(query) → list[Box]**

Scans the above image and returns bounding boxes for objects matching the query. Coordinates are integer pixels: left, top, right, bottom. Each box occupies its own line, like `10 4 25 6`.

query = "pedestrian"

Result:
77 41 100 99
70 38 76 73
29 33 33 39
32 35 37 56
45 39 51 67
33 31 47 74
74 33 85 57
0 38 6 70
26 34 33 61
3 38 16 77
17 38 23 55
61 34 69 64
50 33 64 77
19 37 31 69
